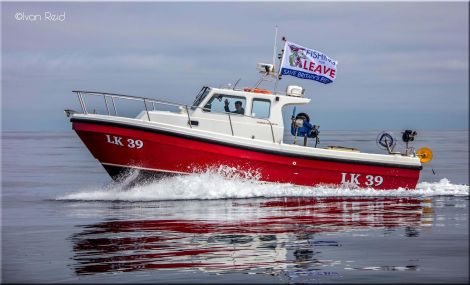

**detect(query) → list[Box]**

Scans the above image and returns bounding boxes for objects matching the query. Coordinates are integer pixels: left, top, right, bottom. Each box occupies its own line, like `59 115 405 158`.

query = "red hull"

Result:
72 119 421 189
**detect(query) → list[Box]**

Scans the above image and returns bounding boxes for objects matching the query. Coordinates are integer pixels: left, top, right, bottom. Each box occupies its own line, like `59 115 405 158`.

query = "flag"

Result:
280 41 338 84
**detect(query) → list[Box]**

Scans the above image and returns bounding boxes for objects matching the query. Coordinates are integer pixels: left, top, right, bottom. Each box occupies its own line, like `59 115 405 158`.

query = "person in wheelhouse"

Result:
224 99 245 114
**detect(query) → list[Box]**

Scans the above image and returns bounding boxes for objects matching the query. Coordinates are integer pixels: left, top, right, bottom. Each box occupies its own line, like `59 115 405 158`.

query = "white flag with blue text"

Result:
280 41 338 84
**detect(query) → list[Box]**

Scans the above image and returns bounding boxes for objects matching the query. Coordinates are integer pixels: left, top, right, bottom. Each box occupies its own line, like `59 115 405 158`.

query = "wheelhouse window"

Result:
191 87 210 110
203 94 246 115
251 98 271 119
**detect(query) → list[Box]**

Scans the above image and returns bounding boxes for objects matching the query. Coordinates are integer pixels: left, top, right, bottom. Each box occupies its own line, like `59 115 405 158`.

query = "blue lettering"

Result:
281 68 332 84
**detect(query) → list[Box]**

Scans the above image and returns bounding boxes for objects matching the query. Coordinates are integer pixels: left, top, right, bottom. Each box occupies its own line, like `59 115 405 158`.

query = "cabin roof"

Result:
208 87 311 105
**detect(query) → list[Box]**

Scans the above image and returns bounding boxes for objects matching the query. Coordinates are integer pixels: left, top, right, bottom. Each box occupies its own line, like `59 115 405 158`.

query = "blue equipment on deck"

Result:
290 107 320 147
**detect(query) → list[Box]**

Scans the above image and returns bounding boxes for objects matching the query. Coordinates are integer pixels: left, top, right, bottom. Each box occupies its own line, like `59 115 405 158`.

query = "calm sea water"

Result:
1 131 469 283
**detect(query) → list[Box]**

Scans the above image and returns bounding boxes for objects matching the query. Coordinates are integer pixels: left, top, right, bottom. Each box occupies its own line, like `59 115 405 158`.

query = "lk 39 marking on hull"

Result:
341 173 384 187
105 135 143 149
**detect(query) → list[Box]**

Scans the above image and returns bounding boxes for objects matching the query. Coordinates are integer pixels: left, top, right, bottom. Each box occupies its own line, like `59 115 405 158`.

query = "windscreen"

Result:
191 87 210 108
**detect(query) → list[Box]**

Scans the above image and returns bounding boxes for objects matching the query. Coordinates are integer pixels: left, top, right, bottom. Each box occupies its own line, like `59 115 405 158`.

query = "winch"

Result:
291 109 320 147
376 130 433 163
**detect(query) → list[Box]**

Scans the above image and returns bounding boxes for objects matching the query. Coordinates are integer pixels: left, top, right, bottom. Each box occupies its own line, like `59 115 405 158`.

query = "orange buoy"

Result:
416 147 433 163
243 88 272 94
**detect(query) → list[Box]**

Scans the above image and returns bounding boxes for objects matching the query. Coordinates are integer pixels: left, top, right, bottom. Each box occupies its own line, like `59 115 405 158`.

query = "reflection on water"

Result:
70 197 433 275
345 265 419 271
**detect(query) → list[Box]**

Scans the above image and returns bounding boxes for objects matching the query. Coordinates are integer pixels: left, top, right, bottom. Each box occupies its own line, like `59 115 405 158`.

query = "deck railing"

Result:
71 90 276 143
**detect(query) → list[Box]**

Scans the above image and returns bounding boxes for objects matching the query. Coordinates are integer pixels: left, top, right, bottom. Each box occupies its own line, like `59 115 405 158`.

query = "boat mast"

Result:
273 29 285 94
272 25 278 72
255 26 283 91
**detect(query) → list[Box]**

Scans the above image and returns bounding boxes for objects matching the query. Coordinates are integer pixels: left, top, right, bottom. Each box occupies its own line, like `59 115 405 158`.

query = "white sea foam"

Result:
57 167 469 201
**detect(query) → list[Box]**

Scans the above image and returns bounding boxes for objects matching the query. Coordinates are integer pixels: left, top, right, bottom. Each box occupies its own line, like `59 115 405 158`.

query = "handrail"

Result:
227 113 234 136
72 90 276 143
74 91 182 107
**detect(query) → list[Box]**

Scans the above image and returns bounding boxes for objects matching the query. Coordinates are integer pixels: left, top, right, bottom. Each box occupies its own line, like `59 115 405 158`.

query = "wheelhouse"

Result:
187 86 310 143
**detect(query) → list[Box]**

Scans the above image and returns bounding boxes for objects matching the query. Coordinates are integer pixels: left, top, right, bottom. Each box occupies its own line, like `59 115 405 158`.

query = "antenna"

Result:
273 33 286 93
233 78 241 90
257 27 284 91
272 26 278 69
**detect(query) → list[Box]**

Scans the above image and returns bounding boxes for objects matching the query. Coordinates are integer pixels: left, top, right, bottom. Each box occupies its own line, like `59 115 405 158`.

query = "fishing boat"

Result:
65 39 432 190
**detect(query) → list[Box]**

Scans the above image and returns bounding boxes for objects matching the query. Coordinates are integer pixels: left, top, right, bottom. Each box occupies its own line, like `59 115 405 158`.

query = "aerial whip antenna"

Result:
273 25 278 70
273 26 282 93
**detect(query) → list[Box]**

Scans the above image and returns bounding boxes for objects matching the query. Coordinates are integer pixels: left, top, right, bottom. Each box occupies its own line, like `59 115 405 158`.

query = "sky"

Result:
1 1 468 131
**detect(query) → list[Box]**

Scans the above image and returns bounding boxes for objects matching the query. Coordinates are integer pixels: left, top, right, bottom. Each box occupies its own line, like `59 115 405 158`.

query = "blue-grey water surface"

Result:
1 131 468 283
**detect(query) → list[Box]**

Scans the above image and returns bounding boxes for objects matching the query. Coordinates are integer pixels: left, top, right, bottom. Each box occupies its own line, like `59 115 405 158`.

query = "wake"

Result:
57 166 469 201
